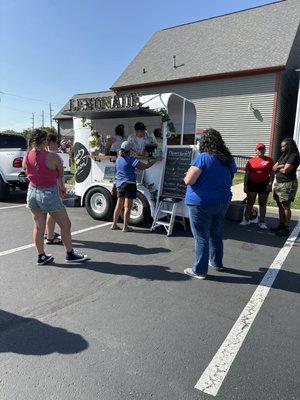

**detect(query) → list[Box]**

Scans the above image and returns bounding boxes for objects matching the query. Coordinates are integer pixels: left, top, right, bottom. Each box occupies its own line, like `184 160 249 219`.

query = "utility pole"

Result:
49 103 53 128
31 113 35 130
41 109 44 127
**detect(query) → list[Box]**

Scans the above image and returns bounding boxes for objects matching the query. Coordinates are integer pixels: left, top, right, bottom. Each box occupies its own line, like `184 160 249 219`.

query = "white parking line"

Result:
195 220 300 397
0 204 26 211
0 222 111 257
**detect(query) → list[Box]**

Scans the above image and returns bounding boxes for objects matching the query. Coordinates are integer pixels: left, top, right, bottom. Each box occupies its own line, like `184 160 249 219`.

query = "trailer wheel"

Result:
0 176 9 201
85 187 113 220
129 191 151 226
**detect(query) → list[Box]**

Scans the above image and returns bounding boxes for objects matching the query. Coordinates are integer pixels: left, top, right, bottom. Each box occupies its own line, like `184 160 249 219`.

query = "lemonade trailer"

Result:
64 93 197 227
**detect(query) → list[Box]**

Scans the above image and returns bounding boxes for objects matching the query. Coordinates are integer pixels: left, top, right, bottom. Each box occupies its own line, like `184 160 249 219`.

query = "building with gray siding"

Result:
111 0 300 158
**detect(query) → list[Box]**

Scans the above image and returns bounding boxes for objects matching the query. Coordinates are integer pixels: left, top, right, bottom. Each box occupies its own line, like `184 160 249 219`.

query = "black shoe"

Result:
37 253 54 265
44 231 60 240
275 228 290 237
270 224 285 232
66 249 88 264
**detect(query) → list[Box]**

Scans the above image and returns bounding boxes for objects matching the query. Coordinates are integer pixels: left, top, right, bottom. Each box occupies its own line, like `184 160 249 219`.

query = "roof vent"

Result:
173 55 184 69
142 68 147 74
173 55 177 69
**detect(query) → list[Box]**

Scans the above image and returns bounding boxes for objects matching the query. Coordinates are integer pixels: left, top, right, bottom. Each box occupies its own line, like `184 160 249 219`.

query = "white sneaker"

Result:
184 268 206 280
240 220 250 226
258 222 268 230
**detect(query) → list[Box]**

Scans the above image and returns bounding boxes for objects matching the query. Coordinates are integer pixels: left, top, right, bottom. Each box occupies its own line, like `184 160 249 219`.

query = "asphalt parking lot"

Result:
0 191 299 400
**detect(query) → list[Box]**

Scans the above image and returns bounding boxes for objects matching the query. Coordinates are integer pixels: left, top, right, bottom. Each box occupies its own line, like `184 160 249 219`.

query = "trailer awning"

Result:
63 107 160 119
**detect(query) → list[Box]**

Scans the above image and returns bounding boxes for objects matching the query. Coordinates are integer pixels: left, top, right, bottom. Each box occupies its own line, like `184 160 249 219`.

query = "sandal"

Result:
111 225 121 230
46 237 63 245
122 226 134 232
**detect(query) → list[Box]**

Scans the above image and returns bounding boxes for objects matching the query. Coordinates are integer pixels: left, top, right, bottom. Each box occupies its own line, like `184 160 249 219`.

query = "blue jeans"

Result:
188 201 230 275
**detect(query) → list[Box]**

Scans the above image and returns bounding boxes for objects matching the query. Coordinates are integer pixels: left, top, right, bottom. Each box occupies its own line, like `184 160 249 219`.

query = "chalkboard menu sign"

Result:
161 146 194 199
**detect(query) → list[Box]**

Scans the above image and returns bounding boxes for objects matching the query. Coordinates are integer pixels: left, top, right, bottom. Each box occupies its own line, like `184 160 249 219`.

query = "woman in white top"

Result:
127 122 157 156
109 124 125 156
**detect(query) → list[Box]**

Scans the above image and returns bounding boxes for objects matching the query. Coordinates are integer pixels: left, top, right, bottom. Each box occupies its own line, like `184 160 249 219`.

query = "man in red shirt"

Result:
240 143 274 229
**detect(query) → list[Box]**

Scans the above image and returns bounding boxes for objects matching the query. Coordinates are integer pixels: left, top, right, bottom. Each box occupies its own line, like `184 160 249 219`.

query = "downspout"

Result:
55 119 60 140
269 72 281 158
293 69 300 177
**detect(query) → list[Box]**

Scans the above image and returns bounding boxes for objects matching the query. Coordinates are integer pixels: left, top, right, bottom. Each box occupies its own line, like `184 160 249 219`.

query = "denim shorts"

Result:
27 185 64 213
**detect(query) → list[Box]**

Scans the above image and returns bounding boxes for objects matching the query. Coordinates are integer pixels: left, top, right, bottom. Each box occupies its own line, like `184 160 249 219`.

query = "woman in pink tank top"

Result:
23 129 88 265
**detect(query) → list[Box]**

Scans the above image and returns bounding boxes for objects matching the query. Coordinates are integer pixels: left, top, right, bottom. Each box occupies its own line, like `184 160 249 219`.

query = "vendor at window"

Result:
127 122 157 156
109 124 125 156
153 128 162 144
153 128 163 156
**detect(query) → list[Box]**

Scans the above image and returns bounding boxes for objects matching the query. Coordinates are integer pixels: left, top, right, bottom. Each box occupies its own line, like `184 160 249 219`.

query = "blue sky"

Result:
0 0 278 131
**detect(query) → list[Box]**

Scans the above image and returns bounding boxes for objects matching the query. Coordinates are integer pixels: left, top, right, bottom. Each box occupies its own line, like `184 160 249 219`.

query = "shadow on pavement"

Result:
53 261 191 282
0 310 88 355
206 267 300 294
1 190 27 204
71 240 171 255
222 217 298 248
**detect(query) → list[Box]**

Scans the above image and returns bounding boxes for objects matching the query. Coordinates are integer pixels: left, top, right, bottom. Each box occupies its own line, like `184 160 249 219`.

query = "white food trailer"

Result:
64 93 197 226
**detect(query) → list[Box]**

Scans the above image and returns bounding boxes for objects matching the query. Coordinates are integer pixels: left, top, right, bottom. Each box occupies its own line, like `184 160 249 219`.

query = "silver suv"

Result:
0 134 28 201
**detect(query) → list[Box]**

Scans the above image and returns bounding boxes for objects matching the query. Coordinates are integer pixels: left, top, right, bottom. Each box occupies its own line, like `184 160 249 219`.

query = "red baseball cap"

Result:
256 143 266 150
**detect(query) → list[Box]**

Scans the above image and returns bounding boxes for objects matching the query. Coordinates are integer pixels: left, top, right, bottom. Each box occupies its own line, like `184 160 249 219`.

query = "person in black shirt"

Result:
271 138 300 236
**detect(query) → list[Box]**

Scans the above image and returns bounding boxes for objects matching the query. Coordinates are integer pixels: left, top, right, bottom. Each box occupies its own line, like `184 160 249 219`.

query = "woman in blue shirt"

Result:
111 141 156 232
184 129 237 279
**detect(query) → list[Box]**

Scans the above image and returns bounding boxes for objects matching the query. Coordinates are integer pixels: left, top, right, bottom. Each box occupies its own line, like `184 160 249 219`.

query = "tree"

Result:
41 126 57 134
0 129 19 135
20 129 32 139
20 126 57 139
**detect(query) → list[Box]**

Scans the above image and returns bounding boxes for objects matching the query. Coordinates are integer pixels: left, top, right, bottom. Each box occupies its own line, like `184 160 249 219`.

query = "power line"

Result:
0 104 33 115
0 90 60 106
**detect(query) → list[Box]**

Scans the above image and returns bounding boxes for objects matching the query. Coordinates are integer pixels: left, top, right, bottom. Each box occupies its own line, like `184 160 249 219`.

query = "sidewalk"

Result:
232 183 300 217
231 183 246 202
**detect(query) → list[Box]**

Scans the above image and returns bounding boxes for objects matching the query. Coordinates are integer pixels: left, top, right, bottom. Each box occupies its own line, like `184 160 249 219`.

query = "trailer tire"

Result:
0 175 9 201
129 191 151 226
85 187 113 220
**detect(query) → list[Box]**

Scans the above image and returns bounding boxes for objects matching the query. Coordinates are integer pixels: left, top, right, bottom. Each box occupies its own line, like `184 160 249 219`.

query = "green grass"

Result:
232 172 245 186
66 176 75 186
233 171 300 209
65 160 75 186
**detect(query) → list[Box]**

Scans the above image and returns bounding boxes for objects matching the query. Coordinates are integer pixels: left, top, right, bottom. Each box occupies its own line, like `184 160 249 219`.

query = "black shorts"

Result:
117 182 137 199
247 180 270 194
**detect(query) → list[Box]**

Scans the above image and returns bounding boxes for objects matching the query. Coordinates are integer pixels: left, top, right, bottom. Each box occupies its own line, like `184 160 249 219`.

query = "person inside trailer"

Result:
153 128 162 143
127 121 157 156
109 124 125 156
153 128 163 155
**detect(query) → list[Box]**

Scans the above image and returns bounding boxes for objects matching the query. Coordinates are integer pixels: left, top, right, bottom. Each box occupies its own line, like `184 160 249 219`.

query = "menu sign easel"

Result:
160 146 194 200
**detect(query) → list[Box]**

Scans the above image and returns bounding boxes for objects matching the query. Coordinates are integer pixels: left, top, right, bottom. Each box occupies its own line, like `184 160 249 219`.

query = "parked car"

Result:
0 133 28 201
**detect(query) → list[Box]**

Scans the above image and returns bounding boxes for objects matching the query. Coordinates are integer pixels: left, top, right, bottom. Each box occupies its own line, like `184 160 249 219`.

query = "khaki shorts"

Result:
273 180 298 203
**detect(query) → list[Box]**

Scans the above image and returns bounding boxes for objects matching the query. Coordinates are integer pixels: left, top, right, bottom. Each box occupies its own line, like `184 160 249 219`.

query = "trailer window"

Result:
167 135 181 145
182 134 195 145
